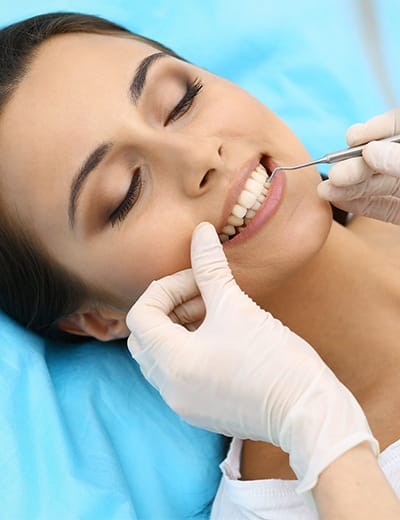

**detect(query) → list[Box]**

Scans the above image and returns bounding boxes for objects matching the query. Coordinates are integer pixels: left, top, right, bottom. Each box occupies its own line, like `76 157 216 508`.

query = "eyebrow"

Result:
68 51 168 229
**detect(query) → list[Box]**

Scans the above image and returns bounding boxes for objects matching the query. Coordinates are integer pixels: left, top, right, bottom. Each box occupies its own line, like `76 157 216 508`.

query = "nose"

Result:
144 132 224 197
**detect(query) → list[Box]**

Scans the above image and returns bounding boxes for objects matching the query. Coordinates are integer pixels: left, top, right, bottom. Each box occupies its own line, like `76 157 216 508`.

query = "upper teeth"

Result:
219 163 270 242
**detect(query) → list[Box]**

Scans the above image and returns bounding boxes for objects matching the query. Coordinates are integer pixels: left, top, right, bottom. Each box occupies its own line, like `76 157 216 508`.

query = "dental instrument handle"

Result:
323 133 400 163
269 133 400 180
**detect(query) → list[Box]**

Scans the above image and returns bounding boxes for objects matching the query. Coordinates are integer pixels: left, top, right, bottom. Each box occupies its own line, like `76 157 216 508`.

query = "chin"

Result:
278 195 333 270
227 171 333 298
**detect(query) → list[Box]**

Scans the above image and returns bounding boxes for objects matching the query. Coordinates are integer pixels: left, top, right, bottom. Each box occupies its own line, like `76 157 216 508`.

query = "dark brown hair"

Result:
0 12 181 339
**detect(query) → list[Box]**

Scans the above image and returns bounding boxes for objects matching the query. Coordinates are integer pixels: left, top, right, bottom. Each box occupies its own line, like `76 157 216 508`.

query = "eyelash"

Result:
109 77 203 227
109 169 142 227
164 77 203 125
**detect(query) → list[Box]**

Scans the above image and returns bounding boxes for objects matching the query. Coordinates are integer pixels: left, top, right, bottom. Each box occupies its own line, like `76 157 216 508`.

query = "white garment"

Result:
211 437 400 519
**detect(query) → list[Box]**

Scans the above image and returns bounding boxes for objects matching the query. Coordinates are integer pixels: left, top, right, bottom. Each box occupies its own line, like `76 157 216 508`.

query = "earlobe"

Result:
58 313 90 338
58 308 129 342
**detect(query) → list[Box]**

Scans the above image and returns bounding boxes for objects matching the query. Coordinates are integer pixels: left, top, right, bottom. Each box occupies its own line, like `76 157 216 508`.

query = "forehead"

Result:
0 31 159 142
0 31 158 152
7 32 157 121
7 32 157 155
0 33 157 230
29 30 157 76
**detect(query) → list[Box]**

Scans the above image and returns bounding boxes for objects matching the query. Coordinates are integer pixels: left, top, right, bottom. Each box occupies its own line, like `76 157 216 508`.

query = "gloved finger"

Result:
346 109 400 146
126 270 198 383
190 221 237 304
169 295 206 327
330 196 400 224
126 268 198 335
318 173 400 202
363 140 400 177
126 332 162 382
127 325 180 393
184 319 204 332
365 196 400 224
316 179 340 201
327 157 374 187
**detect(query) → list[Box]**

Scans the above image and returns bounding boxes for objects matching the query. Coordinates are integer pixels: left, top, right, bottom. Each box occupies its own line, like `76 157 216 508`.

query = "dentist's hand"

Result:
126 222 378 493
318 109 400 224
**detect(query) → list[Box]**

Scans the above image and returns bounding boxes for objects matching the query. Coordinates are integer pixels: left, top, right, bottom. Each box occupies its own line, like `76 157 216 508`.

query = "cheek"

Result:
138 236 191 281
111 224 193 303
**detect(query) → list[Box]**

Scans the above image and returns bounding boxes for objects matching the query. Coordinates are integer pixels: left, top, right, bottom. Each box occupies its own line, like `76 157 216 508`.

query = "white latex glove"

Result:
126 222 378 494
318 108 400 224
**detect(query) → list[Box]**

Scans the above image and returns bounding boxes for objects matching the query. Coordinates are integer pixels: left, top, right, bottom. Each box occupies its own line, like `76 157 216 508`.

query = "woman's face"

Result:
0 32 332 335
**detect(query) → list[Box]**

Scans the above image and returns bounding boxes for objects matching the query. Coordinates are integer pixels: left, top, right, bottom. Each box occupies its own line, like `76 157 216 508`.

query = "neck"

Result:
240 220 400 475
260 221 400 405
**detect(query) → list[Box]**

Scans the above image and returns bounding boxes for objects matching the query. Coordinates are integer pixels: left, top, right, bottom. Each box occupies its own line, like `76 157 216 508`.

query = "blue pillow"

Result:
0 311 226 519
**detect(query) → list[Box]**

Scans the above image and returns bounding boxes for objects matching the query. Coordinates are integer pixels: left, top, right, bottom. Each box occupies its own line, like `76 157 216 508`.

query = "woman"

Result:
0 11 399 518
128 108 400 519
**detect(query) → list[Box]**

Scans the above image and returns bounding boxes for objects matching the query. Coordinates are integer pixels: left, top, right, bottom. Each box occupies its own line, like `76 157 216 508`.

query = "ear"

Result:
58 307 130 342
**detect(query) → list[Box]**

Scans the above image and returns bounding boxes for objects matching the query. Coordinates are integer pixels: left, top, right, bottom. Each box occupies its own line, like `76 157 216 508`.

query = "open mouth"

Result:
218 157 273 243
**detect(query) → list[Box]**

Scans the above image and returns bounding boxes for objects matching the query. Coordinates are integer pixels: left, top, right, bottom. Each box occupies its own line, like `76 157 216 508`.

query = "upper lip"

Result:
217 154 263 233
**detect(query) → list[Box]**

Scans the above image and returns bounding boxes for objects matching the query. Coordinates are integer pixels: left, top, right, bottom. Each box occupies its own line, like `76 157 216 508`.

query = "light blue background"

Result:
2 1 400 170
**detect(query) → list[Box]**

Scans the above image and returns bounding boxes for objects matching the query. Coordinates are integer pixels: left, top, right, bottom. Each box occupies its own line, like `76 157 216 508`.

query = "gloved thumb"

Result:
190 222 237 305
346 109 400 146
363 140 400 177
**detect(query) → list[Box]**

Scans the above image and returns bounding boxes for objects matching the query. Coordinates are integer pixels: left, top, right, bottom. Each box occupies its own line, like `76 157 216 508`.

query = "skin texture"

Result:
1 33 400 482
313 442 400 519
0 33 330 338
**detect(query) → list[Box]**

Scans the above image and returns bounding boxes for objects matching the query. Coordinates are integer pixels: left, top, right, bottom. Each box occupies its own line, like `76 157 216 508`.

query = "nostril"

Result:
200 170 211 188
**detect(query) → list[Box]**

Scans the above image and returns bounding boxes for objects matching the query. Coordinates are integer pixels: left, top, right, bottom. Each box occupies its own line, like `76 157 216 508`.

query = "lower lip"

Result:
224 170 286 247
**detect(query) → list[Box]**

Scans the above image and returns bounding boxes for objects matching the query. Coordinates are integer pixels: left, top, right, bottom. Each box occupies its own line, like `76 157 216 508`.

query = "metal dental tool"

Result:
268 133 400 181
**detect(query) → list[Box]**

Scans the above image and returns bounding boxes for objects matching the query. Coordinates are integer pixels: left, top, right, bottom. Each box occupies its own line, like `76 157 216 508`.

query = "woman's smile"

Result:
0 31 332 315
216 152 287 244
222 169 286 247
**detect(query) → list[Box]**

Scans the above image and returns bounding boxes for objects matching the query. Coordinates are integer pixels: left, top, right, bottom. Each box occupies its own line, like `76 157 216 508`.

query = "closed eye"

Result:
164 77 203 125
109 169 142 227
108 78 203 228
